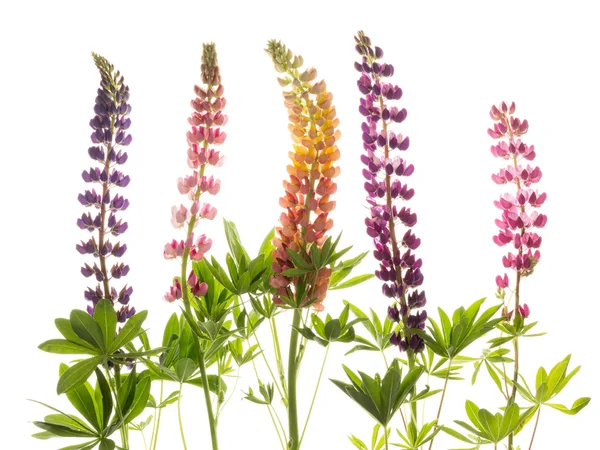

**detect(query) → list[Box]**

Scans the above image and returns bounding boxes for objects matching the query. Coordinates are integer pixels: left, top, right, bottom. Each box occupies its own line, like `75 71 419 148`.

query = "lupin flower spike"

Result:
265 40 341 311
354 31 426 353
163 43 226 303
77 53 134 323
489 101 547 317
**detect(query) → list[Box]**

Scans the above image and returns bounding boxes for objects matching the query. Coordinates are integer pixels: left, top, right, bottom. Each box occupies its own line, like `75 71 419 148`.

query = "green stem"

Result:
267 404 286 450
104 365 128 449
217 366 240 419
299 345 330 445
384 426 389 450
507 273 521 450
177 384 188 450
141 428 148 450
287 309 302 450
180 218 218 450
150 380 164 450
271 315 289 398
528 408 541 450
244 297 287 402
407 351 418 426
427 358 452 450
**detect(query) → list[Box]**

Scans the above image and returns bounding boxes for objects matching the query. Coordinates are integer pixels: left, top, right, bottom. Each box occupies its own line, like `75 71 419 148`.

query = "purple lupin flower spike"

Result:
77 53 134 323
489 101 547 319
354 31 426 353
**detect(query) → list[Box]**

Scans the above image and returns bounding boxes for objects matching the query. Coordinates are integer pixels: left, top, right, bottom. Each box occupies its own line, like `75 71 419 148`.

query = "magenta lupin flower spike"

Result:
354 31 426 354
163 43 226 302
77 54 134 323
489 101 547 318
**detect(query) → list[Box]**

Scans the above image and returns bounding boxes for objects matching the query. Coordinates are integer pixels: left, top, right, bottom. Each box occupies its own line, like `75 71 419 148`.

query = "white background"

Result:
1 0 599 448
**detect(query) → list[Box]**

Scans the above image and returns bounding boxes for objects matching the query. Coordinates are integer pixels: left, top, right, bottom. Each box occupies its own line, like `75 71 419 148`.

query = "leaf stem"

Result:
299 344 330 445
427 358 452 450
104 364 128 449
267 404 287 450
528 408 541 450
244 296 287 402
177 383 188 450
150 380 164 450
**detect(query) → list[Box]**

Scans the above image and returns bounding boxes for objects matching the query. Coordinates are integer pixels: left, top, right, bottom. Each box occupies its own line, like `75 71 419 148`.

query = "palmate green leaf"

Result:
93 299 117 351
546 397 591 415
98 439 116 450
55 319 98 351
29 399 96 435
33 421 95 438
58 364 100 432
175 358 197 383
330 274 375 290
348 434 369 450
187 375 227 395
58 356 103 395
110 310 148 352
117 367 137 418
94 368 112 430
226 253 239 284
71 310 105 352
44 414 91 433
157 391 180 408
123 376 151 424
39 339 100 356
223 218 250 264
58 440 100 450
162 313 180 347
441 426 478 444
258 227 275 259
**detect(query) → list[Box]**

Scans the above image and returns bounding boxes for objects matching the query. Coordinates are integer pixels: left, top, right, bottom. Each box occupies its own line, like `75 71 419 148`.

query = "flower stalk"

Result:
265 39 342 450
488 101 546 450
354 30 426 425
78 53 134 323
163 42 227 450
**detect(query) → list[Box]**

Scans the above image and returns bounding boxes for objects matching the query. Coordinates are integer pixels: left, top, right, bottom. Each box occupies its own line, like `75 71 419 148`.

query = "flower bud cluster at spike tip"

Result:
355 31 426 354
163 43 226 303
77 53 134 323
266 40 341 311
489 102 547 291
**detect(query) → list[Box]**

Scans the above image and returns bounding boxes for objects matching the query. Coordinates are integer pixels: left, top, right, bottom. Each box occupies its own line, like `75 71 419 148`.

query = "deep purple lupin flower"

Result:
489 102 547 318
77 53 134 323
355 31 426 353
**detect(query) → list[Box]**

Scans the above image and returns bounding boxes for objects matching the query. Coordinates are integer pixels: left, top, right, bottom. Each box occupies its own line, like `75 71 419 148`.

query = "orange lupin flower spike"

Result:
265 40 341 311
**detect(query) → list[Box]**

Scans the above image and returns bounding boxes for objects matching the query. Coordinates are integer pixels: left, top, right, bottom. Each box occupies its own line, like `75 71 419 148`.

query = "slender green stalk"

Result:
243 297 286 401
177 384 188 450
407 351 418 426
528 408 541 450
217 367 240 419
384 427 389 450
141 428 148 450
179 192 219 449
270 316 288 398
299 345 330 445
267 404 286 450
427 358 452 450
104 365 129 449
507 273 522 450
287 309 302 450
150 380 164 450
